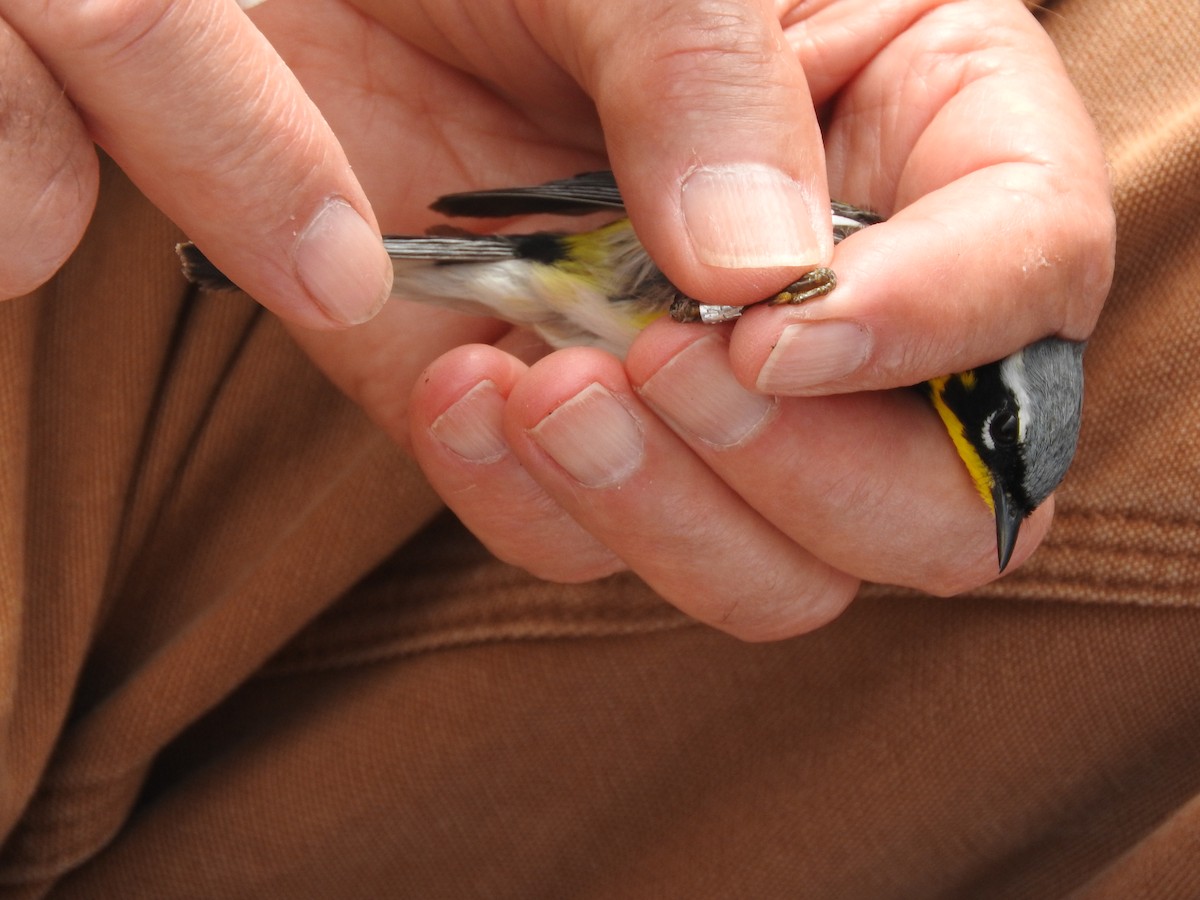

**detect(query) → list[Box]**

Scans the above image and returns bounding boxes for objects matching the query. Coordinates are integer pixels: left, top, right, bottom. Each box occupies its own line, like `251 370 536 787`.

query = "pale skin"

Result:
2 0 1113 639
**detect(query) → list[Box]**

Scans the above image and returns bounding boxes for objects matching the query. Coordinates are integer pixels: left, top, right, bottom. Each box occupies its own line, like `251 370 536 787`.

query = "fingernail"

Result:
639 335 777 448
529 383 644 488
681 164 827 269
293 197 393 325
756 321 872 393
431 380 509 463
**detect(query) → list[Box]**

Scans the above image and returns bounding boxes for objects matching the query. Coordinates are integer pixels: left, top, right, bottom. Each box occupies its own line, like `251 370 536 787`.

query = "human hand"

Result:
380 0 1109 638
275 0 1113 638
40 0 1108 638
0 0 394 327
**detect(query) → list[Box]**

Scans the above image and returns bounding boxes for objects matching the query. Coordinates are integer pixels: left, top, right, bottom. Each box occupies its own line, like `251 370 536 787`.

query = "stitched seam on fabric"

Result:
261 614 698 678
261 574 693 676
260 561 692 678
999 575 1199 594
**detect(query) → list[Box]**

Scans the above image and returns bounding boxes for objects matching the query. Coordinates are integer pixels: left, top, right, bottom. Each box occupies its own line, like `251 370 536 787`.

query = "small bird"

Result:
178 171 1084 572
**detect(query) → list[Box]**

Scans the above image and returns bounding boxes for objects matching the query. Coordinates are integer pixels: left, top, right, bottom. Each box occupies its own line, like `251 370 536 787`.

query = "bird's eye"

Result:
986 409 1020 449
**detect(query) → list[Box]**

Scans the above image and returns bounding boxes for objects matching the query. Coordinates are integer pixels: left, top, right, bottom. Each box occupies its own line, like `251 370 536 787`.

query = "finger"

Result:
734 180 1110 396
503 347 860 640
731 2 1113 394
408 342 625 583
287 296 516 454
0 18 98 299
628 323 1054 593
2 0 393 328
522 0 833 305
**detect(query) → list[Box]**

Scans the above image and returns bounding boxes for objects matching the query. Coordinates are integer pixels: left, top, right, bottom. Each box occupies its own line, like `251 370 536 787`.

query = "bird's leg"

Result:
668 297 746 324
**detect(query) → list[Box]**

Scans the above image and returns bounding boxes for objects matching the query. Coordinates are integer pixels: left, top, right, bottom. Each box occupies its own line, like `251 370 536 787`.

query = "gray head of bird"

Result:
926 337 1085 572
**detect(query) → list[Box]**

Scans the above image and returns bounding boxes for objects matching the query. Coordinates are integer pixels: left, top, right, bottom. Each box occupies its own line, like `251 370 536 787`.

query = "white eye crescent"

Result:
982 408 1021 451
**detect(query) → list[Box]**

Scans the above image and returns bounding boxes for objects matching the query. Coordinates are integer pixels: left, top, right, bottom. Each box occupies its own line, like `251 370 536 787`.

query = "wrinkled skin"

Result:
1 0 1112 638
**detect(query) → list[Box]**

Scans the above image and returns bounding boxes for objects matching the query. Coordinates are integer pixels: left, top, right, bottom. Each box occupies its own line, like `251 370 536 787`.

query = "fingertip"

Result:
503 346 631 431
409 345 627 583
503 348 647 494
411 345 525 474
737 315 875 397
624 317 717 386
613 156 834 311
918 497 1054 597
1001 495 1056 578
720 574 859 643
676 163 832 272
567 1 830 305
289 197 394 328
411 344 529 427
188 191 394 333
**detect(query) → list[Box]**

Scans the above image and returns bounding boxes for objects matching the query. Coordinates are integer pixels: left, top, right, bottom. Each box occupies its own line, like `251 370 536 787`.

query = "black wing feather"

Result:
430 171 625 218
830 200 884 225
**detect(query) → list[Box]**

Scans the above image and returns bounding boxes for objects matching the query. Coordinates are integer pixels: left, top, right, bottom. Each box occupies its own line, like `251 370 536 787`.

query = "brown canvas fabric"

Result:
1 0 1198 895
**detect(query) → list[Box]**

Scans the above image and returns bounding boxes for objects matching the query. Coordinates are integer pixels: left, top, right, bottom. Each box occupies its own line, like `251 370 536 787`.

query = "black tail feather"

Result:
176 242 239 291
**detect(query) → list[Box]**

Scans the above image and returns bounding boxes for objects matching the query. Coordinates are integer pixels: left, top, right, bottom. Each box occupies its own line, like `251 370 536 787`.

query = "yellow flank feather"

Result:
927 374 995 510
562 222 628 273
629 308 668 329
560 220 671 332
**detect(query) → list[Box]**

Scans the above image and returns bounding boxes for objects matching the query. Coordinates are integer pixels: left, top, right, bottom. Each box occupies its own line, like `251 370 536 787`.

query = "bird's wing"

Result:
830 200 884 225
429 171 625 218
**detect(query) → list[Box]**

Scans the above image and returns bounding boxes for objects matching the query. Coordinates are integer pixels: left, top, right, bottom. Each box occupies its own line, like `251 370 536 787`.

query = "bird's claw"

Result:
767 267 838 305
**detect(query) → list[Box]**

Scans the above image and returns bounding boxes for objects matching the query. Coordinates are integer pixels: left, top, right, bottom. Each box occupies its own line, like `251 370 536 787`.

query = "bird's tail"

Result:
381 232 520 266
177 230 522 293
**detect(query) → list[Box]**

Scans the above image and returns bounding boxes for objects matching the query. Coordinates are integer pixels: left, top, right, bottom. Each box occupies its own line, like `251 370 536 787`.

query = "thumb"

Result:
535 0 831 306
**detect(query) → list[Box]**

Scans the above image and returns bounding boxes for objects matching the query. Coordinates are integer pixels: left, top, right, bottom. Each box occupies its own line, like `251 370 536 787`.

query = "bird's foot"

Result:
767 267 838 305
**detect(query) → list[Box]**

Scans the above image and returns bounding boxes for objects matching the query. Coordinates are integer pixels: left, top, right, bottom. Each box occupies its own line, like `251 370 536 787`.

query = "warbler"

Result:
178 171 1084 572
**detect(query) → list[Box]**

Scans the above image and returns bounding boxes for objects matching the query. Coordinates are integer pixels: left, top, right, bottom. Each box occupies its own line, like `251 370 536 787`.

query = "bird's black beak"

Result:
992 485 1024 573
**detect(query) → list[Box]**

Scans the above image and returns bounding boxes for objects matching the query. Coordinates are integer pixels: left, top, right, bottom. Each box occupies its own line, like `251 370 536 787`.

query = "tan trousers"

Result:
2 0 1198 895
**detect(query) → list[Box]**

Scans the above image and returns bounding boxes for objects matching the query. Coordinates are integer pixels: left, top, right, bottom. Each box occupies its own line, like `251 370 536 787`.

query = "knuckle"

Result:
519 554 627 584
914 547 995 598
810 449 905 534
652 0 778 61
704 569 859 642
655 8 781 93
596 0 789 114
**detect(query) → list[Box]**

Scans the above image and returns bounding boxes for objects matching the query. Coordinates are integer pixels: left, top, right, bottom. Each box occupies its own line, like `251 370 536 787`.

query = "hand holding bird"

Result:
169 0 1109 636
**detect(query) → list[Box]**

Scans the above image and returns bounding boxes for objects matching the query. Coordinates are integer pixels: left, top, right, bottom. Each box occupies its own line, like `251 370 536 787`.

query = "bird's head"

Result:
926 338 1085 572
